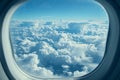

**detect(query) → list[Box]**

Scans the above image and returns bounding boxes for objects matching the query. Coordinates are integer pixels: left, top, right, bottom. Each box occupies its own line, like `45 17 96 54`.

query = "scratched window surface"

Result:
9 0 109 78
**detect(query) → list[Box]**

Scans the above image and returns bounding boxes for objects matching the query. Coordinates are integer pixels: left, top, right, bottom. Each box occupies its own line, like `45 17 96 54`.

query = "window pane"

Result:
9 0 109 79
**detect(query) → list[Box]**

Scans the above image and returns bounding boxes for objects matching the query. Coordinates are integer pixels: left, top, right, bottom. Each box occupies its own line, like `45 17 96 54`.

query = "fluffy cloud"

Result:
73 70 87 77
10 20 109 78
15 53 59 78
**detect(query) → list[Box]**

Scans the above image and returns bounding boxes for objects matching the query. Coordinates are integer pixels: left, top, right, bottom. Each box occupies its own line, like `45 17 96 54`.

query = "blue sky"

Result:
12 0 108 21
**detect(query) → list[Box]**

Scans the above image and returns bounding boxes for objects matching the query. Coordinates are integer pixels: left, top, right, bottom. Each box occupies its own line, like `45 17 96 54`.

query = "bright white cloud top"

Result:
9 0 109 79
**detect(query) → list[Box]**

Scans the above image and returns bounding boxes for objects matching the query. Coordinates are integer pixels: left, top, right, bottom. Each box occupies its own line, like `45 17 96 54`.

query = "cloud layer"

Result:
10 20 109 78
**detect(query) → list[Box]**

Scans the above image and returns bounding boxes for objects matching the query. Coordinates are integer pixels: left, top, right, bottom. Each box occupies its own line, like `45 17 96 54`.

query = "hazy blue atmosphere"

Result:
10 0 109 79
12 0 108 21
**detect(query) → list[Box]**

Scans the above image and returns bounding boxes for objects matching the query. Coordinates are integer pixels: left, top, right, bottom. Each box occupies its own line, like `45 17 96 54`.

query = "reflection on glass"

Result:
9 0 109 79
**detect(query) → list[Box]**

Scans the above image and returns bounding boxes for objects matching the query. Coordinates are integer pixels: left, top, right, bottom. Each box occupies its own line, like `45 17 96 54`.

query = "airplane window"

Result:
9 0 109 79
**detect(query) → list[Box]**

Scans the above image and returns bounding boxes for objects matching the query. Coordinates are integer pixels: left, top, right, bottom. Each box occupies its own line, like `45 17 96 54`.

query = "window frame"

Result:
0 0 119 80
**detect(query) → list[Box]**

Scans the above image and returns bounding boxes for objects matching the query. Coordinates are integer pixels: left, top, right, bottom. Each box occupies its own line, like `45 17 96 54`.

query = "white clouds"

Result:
21 38 36 46
10 20 109 78
20 38 37 53
73 65 89 77
73 70 88 77
15 53 59 78
39 41 57 55
88 44 97 52
62 65 70 69
16 53 39 70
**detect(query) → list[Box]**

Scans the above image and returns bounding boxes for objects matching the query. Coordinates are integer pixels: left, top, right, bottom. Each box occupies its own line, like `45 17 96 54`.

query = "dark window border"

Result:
0 0 119 80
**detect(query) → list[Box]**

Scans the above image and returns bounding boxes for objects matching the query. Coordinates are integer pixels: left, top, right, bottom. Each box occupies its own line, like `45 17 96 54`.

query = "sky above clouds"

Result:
10 0 109 79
